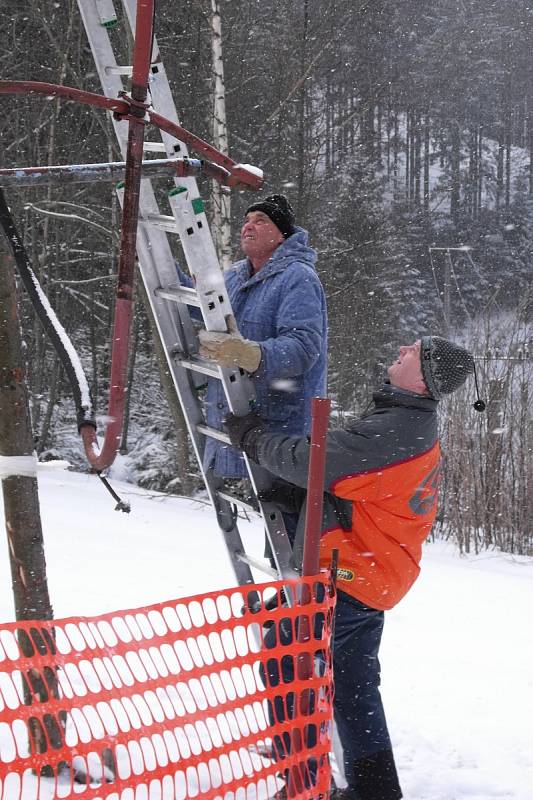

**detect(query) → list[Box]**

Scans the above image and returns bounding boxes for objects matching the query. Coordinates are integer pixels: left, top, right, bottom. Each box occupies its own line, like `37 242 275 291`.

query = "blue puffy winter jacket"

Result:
179 227 328 477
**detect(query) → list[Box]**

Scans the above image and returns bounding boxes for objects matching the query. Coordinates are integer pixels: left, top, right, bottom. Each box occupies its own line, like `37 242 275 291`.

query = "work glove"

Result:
224 411 266 461
258 479 307 514
198 315 262 372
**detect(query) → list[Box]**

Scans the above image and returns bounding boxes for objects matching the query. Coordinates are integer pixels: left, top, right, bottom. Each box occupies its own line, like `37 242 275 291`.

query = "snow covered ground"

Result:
0 463 532 800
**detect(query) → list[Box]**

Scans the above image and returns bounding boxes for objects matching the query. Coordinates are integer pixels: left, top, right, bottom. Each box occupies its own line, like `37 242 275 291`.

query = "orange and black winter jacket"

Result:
253 385 441 611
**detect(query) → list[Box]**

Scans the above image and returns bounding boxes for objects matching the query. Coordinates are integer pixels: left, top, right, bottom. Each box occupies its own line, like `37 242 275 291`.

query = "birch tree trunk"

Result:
450 122 461 225
423 114 430 211
296 0 310 216
210 0 232 270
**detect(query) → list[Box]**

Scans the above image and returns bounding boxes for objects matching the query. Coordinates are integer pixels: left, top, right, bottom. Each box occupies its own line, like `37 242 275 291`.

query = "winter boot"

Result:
349 748 402 800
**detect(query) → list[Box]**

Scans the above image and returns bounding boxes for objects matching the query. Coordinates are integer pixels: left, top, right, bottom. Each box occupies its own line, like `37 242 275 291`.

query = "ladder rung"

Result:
216 491 258 516
105 65 134 75
143 213 179 233
104 63 161 76
236 553 279 579
179 358 220 379
143 142 167 152
196 423 230 444
155 285 201 307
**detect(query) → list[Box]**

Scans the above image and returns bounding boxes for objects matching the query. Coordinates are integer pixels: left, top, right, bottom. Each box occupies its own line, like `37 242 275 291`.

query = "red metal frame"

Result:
0 82 262 190
0 2 263 473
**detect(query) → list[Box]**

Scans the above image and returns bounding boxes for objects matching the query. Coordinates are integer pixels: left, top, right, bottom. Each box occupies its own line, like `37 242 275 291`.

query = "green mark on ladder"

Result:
101 19 118 28
169 186 187 197
191 198 205 215
116 181 125 190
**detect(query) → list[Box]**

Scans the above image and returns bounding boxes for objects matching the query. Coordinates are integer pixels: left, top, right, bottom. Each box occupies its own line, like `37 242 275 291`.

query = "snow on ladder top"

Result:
235 163 264 181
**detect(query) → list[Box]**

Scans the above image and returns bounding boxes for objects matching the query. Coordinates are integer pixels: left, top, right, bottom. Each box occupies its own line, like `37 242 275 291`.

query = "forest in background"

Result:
0 0 531 554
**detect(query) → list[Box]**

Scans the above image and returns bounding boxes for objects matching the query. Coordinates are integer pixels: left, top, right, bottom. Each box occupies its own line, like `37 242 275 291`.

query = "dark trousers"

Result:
263 591 402 800
333 592 391 764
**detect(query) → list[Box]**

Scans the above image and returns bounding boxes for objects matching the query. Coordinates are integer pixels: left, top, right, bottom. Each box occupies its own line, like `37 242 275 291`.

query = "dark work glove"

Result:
224 411 266 461
258 479 307 514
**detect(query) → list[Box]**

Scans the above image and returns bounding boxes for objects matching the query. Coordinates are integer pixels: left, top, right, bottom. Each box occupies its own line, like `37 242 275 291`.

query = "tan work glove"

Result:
198 315 262 373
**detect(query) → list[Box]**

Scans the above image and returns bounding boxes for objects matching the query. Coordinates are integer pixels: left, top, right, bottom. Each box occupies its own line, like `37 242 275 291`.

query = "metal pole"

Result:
79 0 156 471
0 158 212 187
287 397 331 796
302 396 331 576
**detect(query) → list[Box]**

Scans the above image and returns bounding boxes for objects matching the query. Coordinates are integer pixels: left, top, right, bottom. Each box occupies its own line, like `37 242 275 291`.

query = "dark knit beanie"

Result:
420 336 474 399
245 194 296 238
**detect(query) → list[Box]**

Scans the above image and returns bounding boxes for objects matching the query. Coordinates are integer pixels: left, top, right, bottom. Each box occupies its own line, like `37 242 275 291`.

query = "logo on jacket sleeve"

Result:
337 567 355 582
408 462 442 515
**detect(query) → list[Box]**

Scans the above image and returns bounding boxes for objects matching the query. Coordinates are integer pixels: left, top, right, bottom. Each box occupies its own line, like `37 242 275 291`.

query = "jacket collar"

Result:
372 383 438 412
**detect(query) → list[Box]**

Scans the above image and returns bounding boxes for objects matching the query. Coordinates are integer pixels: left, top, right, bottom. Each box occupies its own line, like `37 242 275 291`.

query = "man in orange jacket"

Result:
225 336 477 800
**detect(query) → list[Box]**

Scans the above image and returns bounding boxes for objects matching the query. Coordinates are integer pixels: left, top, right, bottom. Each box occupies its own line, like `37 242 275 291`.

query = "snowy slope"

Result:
0 463 532 800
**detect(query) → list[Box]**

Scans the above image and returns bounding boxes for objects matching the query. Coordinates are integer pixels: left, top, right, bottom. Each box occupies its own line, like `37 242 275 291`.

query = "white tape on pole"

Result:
0 455 38 478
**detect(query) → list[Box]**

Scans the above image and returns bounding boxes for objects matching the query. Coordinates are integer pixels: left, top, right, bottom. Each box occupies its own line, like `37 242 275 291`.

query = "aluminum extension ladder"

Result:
77 0 295 586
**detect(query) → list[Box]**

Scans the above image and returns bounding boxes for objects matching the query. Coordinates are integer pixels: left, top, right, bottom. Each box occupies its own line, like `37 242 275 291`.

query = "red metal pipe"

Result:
131 2 155 92
286 397 330 798
0 80 127 113
80 298 131 468
296 395 331 685
80 0 156 471
302 397 331 576
149 109 236 173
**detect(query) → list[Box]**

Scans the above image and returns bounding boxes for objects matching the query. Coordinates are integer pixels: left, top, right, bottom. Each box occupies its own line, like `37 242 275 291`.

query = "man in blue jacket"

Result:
197 195 327 514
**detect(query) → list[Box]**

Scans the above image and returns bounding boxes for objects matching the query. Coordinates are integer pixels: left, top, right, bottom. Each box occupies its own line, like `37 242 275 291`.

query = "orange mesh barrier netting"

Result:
0 576 336 800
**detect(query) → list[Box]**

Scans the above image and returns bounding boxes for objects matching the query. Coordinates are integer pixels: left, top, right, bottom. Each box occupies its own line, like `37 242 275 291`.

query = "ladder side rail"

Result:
77 0 133 156
76 1 253 396
121 0 243 177
79 0 198 196
141 182 296 576
166 187 296 576
118 187 256 587
121 0 201 191
77 1 235 336
120 4 242 178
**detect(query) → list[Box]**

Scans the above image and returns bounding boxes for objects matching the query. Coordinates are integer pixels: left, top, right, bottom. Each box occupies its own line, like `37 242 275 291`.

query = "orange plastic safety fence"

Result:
0 576 336 800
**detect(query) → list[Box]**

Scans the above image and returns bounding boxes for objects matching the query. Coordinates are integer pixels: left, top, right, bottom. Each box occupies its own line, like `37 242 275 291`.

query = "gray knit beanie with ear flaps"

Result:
420 336 474 399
